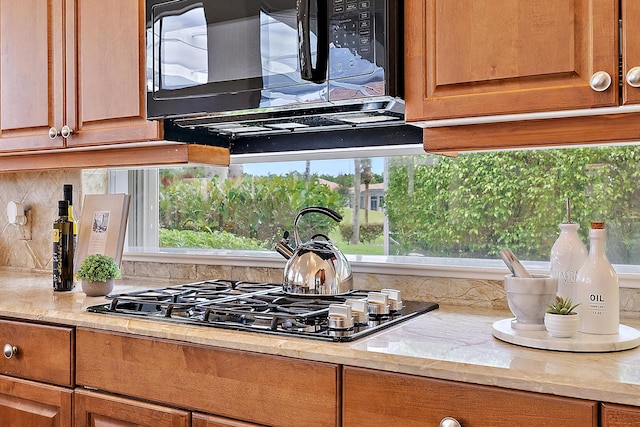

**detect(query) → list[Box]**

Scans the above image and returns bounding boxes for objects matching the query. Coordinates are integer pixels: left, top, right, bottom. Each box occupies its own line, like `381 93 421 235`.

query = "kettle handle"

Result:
293 207 342 246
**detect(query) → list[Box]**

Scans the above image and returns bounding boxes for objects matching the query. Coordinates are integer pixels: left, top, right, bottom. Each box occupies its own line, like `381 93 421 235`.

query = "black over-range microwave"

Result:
145 0 420 153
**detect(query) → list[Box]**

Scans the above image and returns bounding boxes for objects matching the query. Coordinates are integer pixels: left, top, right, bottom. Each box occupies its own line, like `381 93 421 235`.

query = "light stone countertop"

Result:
2 271 640 407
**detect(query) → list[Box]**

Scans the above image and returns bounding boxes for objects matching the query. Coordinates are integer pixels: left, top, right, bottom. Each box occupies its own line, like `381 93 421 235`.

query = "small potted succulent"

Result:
76 254 121 297
544 296 580 338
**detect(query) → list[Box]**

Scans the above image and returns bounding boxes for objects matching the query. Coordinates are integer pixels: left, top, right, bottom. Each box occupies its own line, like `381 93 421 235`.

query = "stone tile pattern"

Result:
0 169 108 271
0 170 83 270
122 260 640 318
1 170 639 317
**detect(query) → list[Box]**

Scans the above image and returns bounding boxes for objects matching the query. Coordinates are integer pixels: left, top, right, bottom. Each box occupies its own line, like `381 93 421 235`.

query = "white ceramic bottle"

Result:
550 199 587 302
576 221 619 334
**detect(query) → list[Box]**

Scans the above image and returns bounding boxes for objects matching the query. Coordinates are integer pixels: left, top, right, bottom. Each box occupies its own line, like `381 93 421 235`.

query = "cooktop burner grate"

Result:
87 279 438 342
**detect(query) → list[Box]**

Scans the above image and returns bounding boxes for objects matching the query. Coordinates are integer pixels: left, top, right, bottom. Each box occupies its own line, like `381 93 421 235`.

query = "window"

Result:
115 144 640 275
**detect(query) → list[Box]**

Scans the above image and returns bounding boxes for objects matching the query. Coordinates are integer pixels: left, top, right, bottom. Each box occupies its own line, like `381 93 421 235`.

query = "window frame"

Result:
116 143 640 289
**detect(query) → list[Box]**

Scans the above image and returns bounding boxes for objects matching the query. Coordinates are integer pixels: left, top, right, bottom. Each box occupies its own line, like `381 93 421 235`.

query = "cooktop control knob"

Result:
346 299 369 325
381 289 403 312
367 292 390 316
328 303 355 330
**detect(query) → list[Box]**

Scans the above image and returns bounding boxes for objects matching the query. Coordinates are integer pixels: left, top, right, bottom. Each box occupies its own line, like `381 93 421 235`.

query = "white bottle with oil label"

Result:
550 199 587 302
576 221 619 334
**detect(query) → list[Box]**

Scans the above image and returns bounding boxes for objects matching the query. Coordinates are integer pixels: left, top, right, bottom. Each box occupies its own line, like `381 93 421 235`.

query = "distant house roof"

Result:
318 178 340 191
357 182 384 191
317 178 384 193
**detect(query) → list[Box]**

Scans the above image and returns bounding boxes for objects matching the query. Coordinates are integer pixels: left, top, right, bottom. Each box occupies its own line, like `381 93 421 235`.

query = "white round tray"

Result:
492 318 640 352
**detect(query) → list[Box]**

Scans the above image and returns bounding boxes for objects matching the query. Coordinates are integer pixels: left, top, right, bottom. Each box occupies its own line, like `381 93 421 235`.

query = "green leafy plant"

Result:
76 254 121 282
359 223 384 244
546 296 580 315
159 229 266 250
159 172 344 248
385 145 640 262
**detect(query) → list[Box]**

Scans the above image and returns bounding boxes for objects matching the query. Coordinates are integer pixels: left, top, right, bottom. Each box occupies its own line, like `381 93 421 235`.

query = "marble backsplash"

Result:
120 260 640 318
2 169 640 317
0 169 107 270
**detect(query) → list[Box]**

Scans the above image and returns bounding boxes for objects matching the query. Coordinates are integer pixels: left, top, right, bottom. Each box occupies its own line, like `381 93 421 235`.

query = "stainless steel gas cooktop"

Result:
86 279 438 342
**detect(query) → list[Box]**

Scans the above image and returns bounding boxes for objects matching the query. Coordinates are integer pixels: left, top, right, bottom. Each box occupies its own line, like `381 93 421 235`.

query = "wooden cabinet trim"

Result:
193 412 263 427
422 112 640 153
0 142 229 172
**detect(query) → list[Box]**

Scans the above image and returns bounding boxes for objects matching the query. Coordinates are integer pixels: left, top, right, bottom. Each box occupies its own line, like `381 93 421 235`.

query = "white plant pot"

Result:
544 312 580 338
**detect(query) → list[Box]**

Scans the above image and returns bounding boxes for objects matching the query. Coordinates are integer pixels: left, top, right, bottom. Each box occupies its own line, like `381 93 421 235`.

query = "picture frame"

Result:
74 193 130 272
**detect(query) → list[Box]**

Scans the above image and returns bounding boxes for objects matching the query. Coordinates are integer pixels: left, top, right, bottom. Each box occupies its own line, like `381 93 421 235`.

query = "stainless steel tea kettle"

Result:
275 206 353 295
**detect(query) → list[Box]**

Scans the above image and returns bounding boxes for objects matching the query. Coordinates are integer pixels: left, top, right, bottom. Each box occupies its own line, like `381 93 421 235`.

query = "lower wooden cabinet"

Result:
74 388 190 427
0 375 72 426
342 367 598 427
3 319 640 427
601 402 640 426
76 328 340 427
0 318 74 426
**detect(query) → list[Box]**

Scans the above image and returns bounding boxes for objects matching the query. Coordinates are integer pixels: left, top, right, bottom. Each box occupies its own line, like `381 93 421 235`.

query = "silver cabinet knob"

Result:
49 127 60 140
3 343 18 359
61 125 73 139
440 417 462 427
626 66 640 88
589 71 612 92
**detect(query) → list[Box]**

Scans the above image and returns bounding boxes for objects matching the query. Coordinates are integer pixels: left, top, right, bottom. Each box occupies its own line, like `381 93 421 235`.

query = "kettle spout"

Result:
275 232 294 260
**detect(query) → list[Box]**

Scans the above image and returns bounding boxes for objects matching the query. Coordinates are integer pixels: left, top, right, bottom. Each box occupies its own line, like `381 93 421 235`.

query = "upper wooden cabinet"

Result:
0 0 158 153
0 0 64 151
404 0 629 122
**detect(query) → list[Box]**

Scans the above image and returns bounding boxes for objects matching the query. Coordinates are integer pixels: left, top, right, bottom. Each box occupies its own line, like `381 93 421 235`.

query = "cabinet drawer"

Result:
0 319 74 387
76 328 339 427
601 402 640 426
343 367 598 426
74 388 190 427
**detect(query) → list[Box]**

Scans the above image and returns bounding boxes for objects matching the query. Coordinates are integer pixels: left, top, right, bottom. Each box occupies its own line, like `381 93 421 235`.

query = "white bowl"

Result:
505 274 557 329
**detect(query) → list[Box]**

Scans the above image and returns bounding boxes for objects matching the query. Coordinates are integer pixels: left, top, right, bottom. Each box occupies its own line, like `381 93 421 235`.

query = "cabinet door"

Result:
622 0 640 104
64 0 159 147
74 388 190 427
602 402 640 426
0 375 72 426
0 0 65 151
76 328 339 427
405 0 619 121
343 367 598 426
